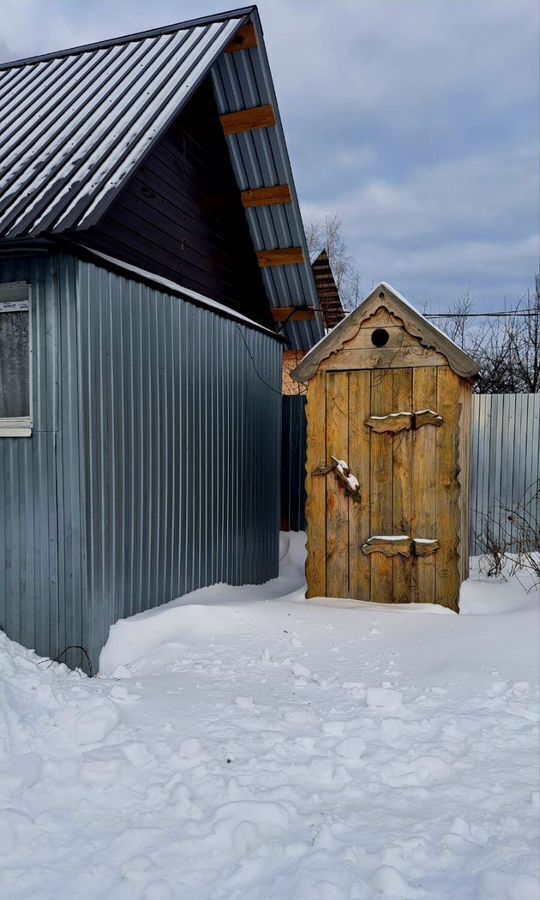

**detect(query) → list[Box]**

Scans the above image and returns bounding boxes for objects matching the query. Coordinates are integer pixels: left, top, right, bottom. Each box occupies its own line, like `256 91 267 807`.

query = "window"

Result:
0 282 31 436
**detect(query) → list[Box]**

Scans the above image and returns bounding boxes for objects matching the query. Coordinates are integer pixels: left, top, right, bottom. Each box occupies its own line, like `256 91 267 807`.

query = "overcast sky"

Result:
1 0 538 311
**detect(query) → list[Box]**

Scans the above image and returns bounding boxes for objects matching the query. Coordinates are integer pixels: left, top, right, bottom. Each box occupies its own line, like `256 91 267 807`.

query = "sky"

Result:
0 0 538 311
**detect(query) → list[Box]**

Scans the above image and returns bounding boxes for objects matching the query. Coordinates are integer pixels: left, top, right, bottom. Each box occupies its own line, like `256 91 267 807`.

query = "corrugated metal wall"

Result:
0 254 282 672
470 393 540 554
0 255 86 669
282 392 540 558
281 396 307 532
78 261 282 669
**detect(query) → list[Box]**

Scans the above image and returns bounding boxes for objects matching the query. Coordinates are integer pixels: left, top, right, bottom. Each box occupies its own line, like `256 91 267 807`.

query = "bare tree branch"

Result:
304 211 361 312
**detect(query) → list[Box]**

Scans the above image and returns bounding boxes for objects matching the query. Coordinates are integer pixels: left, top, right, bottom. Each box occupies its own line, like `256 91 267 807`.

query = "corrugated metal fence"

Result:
281 393 540 553
470 393 540 554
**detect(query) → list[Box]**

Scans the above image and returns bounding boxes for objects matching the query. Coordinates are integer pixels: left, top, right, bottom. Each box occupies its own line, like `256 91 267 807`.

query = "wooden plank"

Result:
412 367 438 604
224 22 259 52
436 367 461 611
392 368 413 603
342 324 412 351
414 409 443 429
325 372 349 598
305 375 326 598
241 184 292 208
220 104 276 135
256 247 304 268
348 370 371 602
458 379 472 580
271 306 315 322
369 369 394 603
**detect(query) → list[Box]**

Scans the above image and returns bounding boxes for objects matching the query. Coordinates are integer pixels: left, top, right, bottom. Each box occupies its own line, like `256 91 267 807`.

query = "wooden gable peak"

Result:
292 282 479 382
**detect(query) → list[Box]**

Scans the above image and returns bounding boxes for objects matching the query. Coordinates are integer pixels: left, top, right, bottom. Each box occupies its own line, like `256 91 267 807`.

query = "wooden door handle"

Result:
361 536 440 557
365 409 443 433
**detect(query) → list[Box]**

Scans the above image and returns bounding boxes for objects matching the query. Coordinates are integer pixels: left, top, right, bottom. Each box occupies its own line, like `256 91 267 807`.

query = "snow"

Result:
1 532 539 899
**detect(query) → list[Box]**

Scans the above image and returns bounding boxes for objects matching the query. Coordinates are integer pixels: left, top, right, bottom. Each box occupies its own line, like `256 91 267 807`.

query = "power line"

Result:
306 305 537 321
425 309 537 319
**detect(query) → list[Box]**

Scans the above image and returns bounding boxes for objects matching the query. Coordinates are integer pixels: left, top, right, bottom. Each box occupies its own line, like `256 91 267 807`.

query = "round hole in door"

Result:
371 328 389 347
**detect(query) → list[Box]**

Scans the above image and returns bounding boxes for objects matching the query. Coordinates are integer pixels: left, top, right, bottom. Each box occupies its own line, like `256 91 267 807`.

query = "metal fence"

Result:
470 393 540 554
281 393 540 555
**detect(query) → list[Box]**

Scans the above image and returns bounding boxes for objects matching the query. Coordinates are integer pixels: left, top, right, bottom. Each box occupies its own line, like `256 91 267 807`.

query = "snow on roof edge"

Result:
378 281 470 360
292 280 479 381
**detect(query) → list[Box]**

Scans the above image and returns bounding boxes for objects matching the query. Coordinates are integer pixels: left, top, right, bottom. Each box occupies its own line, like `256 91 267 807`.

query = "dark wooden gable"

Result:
75 76 271 325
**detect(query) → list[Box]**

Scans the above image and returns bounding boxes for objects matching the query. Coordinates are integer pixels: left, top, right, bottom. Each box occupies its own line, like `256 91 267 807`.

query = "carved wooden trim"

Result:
365 409 443 433
362 536 412 558
414 409 443 429
291 283 479 382
412 538 440 556
366 413 412 433
361 535 440 557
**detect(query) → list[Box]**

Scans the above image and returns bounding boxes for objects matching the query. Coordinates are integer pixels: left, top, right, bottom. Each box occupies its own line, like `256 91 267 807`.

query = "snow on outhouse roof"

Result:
292 282 480 381
0 6 324 350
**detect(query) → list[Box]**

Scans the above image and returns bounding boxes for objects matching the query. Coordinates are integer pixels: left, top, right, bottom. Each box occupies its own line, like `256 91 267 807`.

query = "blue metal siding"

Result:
0 255 86 668
76 260 282 669
0 253 282 672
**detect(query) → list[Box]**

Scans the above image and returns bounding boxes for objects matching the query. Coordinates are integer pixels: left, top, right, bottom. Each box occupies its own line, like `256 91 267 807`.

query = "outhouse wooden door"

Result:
305 365 462 611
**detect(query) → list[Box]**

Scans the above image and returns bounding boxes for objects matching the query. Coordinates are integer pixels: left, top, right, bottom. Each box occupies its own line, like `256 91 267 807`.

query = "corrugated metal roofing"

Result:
0 6 324 348
211 11 324 348
0 14 246 237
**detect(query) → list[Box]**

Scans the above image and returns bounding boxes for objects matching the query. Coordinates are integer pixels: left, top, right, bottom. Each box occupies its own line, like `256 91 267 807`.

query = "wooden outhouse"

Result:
292 283 479 612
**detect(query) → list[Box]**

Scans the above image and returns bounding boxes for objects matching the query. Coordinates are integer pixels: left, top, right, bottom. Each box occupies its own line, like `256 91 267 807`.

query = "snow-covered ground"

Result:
1 534 539 900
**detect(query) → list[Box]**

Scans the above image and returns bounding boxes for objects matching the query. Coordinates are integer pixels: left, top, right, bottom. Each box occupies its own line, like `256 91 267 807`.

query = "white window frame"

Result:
0 282 32 438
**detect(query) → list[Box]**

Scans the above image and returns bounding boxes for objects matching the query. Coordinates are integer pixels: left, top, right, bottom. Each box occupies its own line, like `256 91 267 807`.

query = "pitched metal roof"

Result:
0 6 325 349
0 11 248 237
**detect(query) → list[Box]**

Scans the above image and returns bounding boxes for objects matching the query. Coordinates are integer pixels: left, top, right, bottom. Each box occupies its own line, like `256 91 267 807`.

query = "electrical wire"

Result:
235 324 284 396
425 309 537 318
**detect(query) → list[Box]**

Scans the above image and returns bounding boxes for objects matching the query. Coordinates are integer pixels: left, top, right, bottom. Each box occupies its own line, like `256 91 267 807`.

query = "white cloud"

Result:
0 0 537 309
